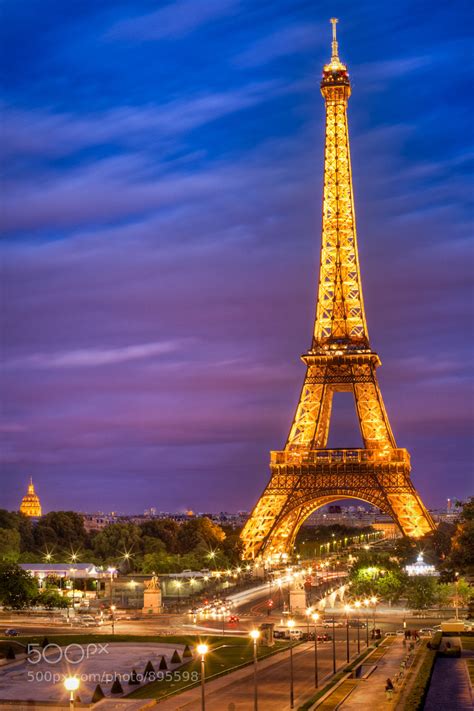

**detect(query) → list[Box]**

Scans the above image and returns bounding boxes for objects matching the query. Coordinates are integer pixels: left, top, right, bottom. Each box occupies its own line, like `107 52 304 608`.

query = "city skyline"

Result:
1 0 472 514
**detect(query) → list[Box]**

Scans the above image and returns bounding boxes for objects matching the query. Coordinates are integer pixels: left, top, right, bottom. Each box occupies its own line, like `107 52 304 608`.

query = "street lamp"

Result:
64 676 80 711
354 600 361 654
107 566 116 606
196 643 208 711
249 629 260 711
69 568 77 610
174 579 182 608
312 612 320 688
454 572 460 620
344 604 352 663
370 596 378 637
287 619 296 709
305 607 313 636
363 598 370 646
110 604 116 635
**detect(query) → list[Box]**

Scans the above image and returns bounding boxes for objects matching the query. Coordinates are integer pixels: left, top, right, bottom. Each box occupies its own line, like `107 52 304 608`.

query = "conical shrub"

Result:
6 646 15 660
159 655 168 670
128 669 140 685
143 660 155 679
91 684 105 703
182 644 193 658
41 637 49 648
111 678 123 694
171 649 182 664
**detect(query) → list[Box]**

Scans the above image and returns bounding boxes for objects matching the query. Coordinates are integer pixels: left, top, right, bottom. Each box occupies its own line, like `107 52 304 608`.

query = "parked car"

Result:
4 629 19 637
349 620 366 628
418 628 435 636
274 630 285 639
385 631 397 637
228 615 239 623
396 630 405 636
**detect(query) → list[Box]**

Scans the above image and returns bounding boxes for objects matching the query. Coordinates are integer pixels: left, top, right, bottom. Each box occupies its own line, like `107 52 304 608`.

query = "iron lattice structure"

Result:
241 20 435 560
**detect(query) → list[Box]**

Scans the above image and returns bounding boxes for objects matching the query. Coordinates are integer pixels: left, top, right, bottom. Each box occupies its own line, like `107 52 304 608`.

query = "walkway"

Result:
338 638 404 710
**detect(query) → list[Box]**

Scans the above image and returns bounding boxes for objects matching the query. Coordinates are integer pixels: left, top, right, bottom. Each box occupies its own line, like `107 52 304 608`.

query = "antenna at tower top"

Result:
330 18 339 61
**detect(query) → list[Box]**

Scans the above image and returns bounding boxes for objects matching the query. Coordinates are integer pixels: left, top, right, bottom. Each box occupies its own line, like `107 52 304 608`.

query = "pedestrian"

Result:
385 678 394 701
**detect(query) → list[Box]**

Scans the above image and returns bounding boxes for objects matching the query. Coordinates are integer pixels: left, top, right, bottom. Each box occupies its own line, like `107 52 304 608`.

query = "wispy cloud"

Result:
106 0 240 41
10 341 182 369
235 22 323 67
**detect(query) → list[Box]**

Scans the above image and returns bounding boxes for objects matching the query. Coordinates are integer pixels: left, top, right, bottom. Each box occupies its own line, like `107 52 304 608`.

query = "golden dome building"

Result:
20 478 42 517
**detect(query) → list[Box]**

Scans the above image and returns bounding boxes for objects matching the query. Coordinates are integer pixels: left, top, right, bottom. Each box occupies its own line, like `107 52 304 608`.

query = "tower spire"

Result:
330 17 339 61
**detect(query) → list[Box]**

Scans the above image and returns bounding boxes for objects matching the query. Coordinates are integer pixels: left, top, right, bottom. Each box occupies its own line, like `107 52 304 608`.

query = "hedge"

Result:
402 648 436 711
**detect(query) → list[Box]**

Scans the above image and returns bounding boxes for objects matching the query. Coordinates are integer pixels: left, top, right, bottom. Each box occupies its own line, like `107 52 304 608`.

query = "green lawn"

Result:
461 636 474 651
127 636 289 700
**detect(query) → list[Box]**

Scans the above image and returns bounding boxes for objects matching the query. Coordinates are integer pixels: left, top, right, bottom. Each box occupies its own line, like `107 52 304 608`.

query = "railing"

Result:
270 448 410 466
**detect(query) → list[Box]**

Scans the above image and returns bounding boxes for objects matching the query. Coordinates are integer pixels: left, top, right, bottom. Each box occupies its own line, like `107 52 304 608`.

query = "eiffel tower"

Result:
241 19 435 560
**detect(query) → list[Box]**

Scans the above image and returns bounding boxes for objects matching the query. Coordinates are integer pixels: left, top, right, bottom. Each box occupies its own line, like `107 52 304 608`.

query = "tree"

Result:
34 511 88 552
0 563 38 609
0 529 21 563
140 519 179 553
375 571 407 605
446 498 474 575
36 589 68 609
92 523 141 564
405 576 438 611
177 517 225 554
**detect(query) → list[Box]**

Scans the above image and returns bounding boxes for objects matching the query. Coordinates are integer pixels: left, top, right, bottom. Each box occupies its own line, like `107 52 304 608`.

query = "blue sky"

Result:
1 0 473 514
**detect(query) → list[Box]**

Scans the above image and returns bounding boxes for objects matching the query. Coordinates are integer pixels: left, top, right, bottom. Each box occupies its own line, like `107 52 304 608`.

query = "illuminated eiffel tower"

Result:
241 19 435 560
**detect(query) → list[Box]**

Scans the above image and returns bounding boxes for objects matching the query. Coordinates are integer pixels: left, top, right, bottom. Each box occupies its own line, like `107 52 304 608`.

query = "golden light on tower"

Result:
240 19 435 560
19 477 42 517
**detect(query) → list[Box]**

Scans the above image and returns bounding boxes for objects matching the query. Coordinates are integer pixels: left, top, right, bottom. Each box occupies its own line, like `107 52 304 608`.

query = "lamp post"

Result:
287 619 295 709
69 568 77 611
196 643 208 711
64 676 80 711
305 607 313 636
249 629 260 711
370 596 378 637
107 566 116 606
332 616 336 674
354 600 361 654
363 598 370 646
312 612 319 688
344 604 351 663
454 572 460 620
110 604 116 635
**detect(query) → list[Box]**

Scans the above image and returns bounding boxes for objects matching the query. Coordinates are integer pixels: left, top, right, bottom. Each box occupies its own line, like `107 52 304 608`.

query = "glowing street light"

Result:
64 676 79 711
354 600 361 653
287 619 296 709
196 643 209 711
312 612 320 688
249 630 260 710
344 604 352 662
305 607 313 636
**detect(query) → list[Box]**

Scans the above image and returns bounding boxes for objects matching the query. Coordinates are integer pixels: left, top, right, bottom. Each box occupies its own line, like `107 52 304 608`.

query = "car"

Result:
274 630 285 639
384 631 397 637
228 615 239 623
322 619 344 628
349 620 366 628
396 630 405 636
418 628 435 636
4 629 19 637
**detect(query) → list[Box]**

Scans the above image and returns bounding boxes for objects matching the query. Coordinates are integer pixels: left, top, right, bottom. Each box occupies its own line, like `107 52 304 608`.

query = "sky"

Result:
1 0 473 515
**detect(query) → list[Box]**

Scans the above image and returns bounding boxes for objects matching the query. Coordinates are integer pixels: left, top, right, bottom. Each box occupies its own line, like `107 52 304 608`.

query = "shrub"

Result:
91 684 105 703
143 660 155 678
430 632 442 650
41 637 49 648
159 655 168 670
111 678 123 694
128 669 140 685
171 649 182 664
183 644 193 658
403 648 436 710
6 646 15 660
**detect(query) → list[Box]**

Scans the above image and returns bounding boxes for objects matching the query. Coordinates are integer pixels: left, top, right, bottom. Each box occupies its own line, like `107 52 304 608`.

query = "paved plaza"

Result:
0 643 185 705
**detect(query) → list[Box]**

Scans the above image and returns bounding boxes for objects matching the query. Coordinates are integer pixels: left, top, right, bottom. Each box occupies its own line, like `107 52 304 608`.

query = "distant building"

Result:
19 478 42 517
81 513 117 532
19 563 100 579
405 553 439 577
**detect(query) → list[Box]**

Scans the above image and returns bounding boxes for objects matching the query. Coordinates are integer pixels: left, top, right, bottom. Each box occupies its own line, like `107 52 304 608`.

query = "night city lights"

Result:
0 3 472 710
